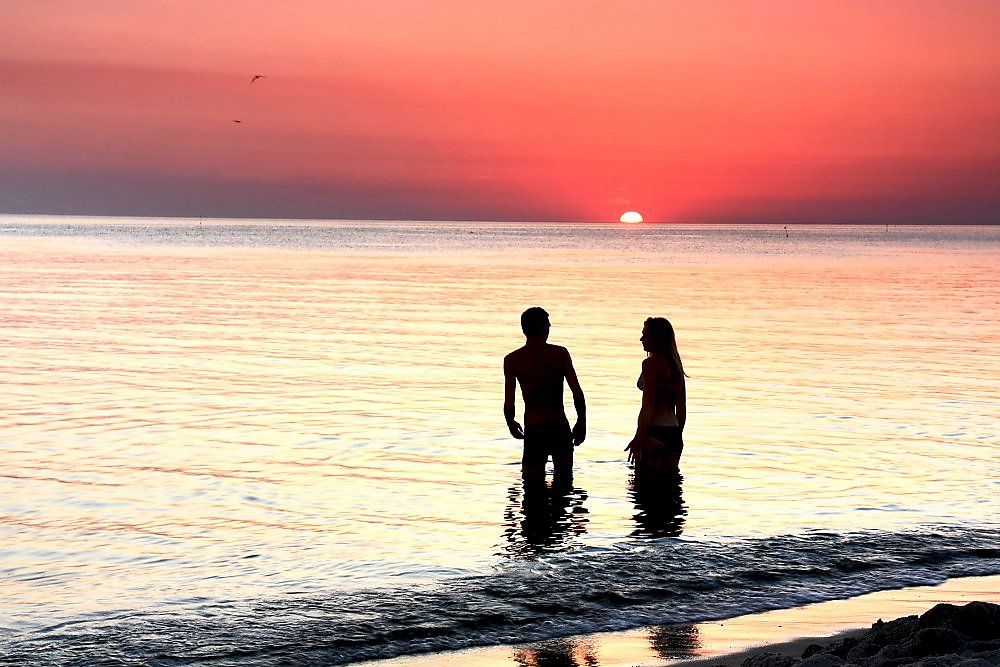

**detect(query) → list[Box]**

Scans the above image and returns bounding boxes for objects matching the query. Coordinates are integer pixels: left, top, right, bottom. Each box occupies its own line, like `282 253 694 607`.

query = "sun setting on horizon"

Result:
619 211 644 224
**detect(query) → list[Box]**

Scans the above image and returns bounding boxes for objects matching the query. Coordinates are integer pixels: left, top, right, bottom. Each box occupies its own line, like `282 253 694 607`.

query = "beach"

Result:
356 575 1000 667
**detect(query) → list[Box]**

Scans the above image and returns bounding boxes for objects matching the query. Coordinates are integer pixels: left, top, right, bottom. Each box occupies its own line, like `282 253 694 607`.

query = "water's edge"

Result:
350 574 1000 667
2 526 998 665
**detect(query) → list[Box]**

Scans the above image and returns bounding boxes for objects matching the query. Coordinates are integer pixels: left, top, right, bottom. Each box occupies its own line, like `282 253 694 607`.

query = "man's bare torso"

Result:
504 343 569 427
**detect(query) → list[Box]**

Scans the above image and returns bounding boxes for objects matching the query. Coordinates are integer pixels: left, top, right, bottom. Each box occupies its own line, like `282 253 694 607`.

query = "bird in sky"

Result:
251 74 266 84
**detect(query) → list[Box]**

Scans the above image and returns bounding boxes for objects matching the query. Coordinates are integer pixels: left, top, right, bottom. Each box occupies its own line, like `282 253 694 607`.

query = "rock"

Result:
955 659 999 667
969 648 1000 663
742 652 799 667
846 638 883 664
919 603 1000 641
914 628 966 656
739 603 1000 667
827 635 861 660
798 653 845 667
869 616 923 648
803 643 826 659
963 642 1000 654
907 656 965 667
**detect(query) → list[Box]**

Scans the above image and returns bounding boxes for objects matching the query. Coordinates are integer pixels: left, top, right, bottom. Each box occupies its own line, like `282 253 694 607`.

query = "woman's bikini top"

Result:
637 375 678 403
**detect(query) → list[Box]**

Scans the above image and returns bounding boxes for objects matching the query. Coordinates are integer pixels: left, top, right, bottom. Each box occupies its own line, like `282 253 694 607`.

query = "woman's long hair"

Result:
645 317 687 377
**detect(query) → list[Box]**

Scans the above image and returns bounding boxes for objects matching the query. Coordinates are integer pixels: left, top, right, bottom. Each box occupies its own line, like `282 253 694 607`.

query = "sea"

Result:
1 216 998 665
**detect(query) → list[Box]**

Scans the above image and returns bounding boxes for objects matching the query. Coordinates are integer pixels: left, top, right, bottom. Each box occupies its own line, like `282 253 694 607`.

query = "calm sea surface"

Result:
1 217 998 664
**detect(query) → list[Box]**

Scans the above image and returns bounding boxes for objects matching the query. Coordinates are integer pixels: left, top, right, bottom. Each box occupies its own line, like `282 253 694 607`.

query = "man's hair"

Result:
520 307 549 337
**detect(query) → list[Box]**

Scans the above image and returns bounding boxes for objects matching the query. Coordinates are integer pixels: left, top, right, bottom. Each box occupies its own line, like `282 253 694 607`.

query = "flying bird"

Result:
251 74 266 84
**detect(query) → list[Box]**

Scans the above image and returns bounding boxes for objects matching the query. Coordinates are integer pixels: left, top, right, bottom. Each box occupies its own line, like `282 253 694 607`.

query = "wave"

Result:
3 525 998 666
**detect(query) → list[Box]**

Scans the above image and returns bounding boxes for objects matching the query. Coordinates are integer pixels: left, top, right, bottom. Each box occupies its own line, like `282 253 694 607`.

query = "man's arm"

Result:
564 349 586 446
503 356 524 439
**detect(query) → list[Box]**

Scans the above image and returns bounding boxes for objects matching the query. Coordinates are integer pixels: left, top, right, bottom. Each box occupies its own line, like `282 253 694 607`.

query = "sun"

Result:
619 211 643 224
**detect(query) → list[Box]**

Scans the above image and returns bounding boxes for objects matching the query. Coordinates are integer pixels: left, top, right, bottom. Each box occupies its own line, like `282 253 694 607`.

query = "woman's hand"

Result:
625 437 643 464
626 435 667 465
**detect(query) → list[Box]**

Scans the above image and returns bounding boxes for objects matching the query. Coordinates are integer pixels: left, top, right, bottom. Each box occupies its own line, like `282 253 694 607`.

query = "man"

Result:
503 307 586 485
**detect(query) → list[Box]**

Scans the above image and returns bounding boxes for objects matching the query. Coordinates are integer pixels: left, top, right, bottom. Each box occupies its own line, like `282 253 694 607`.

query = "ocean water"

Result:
1 217 998 665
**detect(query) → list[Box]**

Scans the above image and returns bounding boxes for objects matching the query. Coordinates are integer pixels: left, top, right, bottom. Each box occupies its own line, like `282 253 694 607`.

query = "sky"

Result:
1 1 999 223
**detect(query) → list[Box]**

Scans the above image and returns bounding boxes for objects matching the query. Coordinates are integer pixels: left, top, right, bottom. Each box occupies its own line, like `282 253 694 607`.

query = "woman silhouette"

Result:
625 317 687 472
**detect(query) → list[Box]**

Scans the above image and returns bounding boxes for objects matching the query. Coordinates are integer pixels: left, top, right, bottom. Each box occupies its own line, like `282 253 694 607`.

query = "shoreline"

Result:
351 574 1000 667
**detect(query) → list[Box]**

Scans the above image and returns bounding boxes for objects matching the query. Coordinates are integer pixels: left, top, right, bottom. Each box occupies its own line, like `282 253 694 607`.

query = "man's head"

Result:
520 307 550 340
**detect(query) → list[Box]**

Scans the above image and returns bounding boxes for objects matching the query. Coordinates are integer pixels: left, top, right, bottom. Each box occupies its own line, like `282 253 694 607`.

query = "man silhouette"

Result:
503 307 586 485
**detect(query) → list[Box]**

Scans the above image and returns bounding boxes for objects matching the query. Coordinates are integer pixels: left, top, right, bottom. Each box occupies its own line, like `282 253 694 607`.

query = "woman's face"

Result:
640 324 653 353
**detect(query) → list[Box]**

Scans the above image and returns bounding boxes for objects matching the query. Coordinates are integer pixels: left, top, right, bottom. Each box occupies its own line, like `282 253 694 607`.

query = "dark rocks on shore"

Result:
742 602 1000 667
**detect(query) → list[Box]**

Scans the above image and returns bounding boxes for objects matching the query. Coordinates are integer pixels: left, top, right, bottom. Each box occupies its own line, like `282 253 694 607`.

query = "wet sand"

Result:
352 574 1000 667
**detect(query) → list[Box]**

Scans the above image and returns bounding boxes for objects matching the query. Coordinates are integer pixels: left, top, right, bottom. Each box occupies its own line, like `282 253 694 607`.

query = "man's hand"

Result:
507 420 524 439
572 421 586 447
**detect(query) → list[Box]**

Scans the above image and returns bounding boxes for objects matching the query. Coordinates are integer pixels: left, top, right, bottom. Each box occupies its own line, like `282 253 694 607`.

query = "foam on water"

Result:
2 526 998 665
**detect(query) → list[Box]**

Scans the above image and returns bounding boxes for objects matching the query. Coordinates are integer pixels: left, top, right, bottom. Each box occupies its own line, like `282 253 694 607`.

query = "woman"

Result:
626 317 687 472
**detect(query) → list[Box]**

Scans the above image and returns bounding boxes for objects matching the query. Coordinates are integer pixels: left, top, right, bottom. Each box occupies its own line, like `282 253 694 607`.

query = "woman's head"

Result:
642 317 686 375
641 317 675 352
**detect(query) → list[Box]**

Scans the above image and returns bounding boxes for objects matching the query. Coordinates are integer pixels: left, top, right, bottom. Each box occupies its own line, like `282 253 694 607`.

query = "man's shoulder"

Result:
505 343 569 366
504 346 529 367
541 343 571 361
504 345 526 359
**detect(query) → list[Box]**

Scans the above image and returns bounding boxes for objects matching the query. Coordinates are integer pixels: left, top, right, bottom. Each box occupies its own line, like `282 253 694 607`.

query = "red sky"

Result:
2 1 998 223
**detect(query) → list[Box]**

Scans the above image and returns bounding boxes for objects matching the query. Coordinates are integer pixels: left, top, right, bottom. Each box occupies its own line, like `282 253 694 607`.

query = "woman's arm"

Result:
676 374 687 431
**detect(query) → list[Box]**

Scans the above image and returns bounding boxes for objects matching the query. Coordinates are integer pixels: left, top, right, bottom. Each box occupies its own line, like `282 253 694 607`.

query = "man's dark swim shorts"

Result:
522 417 573 467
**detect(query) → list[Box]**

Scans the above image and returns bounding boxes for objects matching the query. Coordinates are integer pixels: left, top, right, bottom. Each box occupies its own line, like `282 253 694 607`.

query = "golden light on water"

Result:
2 225 999 627
619 211 643 223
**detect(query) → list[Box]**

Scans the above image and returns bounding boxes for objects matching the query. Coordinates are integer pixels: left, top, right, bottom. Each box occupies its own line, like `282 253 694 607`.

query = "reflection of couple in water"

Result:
501 481 590 558
511 625 701 667
503 307 687 545
504 307 687 481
